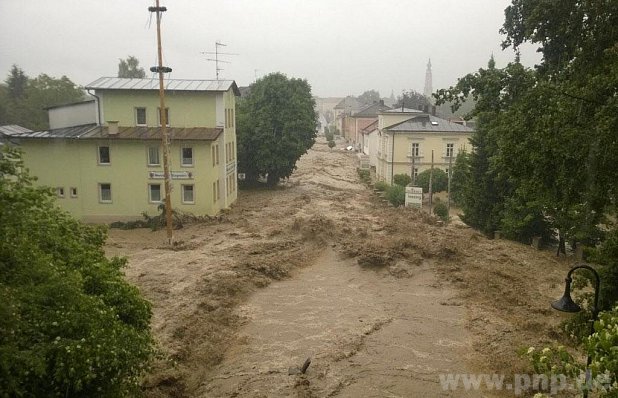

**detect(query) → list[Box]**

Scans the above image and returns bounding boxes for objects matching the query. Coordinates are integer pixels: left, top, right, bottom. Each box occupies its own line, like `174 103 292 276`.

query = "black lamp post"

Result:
551 264 601 398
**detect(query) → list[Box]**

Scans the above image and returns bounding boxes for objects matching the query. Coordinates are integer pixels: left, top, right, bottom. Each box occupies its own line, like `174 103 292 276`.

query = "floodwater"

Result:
200 249 475 397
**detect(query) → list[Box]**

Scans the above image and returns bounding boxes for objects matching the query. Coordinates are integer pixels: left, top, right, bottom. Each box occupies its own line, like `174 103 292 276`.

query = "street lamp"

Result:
551 264 601 398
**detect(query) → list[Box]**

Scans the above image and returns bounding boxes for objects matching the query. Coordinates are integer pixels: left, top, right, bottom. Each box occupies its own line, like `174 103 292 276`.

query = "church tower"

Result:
423 58 433 102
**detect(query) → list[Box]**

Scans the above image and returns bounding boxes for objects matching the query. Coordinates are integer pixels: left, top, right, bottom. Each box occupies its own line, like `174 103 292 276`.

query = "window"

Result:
182 184 194 204
212 144 219 166
147 146 160 166
181 147 193 166
70 187 78 198
135 107 147 126
216 179 220 200
213 180 221 202
56 187 65 198
413 168 419 179
158 107 170 127
446 143 455 158
98 146 110 165
411 142 420 157
149 184 162 203
99 183 112 203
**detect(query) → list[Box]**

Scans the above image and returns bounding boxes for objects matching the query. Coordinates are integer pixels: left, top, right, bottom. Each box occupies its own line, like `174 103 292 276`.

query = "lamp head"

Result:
551 277 582 313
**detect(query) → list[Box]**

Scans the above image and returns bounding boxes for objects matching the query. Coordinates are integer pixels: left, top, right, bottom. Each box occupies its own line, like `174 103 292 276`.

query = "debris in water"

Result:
288 357 311 375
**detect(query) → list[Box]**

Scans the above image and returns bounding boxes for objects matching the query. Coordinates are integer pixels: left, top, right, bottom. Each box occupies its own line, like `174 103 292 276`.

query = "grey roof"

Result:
382 107 423 114
386 115 474 133
352 102 392 118
85 77 241 96
0 125 33 136
13 123 223 141
361 120 378 134
334 96 364 111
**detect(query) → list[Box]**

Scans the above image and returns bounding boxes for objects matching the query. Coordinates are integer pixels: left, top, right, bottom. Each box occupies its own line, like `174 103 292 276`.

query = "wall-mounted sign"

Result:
148 171 193 180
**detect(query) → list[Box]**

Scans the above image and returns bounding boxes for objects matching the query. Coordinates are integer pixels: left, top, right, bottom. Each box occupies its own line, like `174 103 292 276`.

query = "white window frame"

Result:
147 145 160 166
446 143 455 158
98 146 110 165
148 183 162 203
181 147 193 167
181 184 194 204
99 183 112 203
70 187 78 198
135 107 147 126
56 187 65 198
411 142 420 157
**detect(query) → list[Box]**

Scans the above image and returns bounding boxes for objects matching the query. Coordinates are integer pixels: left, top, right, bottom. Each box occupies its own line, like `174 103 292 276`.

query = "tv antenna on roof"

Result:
201 41 238 80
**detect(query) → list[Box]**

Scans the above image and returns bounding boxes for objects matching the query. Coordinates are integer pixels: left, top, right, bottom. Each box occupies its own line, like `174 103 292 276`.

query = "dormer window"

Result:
135 107 147 126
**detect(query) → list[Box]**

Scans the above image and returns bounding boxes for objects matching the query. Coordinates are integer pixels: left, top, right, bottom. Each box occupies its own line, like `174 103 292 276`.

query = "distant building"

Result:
350 100 391 150
8 77 240 222
374 108 473 184
333 96 363 138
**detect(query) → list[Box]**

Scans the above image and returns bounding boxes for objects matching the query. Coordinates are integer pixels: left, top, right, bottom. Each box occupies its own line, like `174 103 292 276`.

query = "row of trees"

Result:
440 0 617 308
0 66 85 131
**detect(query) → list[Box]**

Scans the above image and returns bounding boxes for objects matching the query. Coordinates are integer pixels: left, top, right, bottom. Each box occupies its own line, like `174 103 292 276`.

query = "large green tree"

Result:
0 147 155 396
117 56 146 79
394 89 430 110
0 67 85 131
236 72 317 185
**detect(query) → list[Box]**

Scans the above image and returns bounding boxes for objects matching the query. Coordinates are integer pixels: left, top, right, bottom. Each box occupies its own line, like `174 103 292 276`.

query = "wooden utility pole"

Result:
149 1 173 244
411 146 416 186
428 150 434 212
447 153 453 216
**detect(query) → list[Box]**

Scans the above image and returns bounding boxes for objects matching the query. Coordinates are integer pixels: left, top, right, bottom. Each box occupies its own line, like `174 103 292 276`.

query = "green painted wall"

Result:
98 90 217 128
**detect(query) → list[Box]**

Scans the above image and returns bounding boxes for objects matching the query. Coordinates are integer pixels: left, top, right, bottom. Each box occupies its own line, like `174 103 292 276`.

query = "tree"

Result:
449 150 470 206
0 147 155 396
236 72 317 186
393 173 411 187
416 168 448 193
357 89 380 105
118 56 146 79
394 89 431 110
0 67 85 130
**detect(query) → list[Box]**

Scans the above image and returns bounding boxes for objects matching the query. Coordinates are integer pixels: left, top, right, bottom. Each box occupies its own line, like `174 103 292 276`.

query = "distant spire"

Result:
423 58 433 101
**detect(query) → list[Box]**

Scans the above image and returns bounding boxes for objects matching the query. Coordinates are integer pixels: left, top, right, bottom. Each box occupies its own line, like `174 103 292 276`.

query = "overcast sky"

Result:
0 0 541 98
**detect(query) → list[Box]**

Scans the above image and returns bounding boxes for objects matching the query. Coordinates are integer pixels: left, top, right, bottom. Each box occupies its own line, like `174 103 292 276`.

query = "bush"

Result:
328 140 336 149
325 131 334 142
0 147 155 397
393 173 412 187
416 168 448 192
374 181 388 191
386 184 405 207
357 168 371 184
433 202 449 222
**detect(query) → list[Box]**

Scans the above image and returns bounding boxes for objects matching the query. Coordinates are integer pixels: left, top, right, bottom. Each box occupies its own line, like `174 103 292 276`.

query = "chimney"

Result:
107 121 119 135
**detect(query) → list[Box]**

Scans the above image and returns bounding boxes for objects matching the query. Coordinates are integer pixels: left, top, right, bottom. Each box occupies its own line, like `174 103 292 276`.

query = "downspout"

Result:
86 89 102 126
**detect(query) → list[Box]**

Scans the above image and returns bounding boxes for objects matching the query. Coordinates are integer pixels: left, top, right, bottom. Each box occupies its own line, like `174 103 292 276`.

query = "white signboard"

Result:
405 186 423 208
148 171 193 180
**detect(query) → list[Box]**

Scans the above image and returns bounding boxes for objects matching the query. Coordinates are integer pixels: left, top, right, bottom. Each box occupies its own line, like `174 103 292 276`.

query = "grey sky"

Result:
0 0 540 98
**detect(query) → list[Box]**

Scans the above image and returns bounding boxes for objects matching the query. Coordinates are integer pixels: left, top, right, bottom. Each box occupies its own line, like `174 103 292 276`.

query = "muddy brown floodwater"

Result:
106 138 575 398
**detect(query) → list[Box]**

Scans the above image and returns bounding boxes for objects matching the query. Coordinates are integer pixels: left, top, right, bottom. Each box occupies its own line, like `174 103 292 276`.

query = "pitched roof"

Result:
11 124 223 141
382 107 423 114
352 102 392 118
361 120 378 134
334 96 363 111
386 115 474 133
85 77 241 96
0 125 32 136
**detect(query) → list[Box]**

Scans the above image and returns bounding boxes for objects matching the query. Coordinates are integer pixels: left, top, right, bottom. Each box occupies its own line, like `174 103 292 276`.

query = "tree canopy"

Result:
357 89 380 105
0 66 85 131
435 0 618 260
0 147 155 396
236 72 317 185
394 89 431 110
117 56 146 79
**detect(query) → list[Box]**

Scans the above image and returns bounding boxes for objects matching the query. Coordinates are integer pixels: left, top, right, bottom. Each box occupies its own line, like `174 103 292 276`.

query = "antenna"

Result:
201 41 238 80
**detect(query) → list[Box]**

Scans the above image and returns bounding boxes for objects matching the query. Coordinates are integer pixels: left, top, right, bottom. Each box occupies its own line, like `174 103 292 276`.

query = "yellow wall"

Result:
20 138 225 222
98 90 217 128
376 131 471 183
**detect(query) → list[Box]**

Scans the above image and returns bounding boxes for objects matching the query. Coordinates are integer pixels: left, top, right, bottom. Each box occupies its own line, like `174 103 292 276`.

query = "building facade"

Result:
11 77 240 222
375 108 473 184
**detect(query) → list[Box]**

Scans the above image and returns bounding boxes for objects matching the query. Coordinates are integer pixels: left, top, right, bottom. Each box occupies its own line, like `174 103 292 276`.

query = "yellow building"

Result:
11 77 240 222
375 108 473 184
